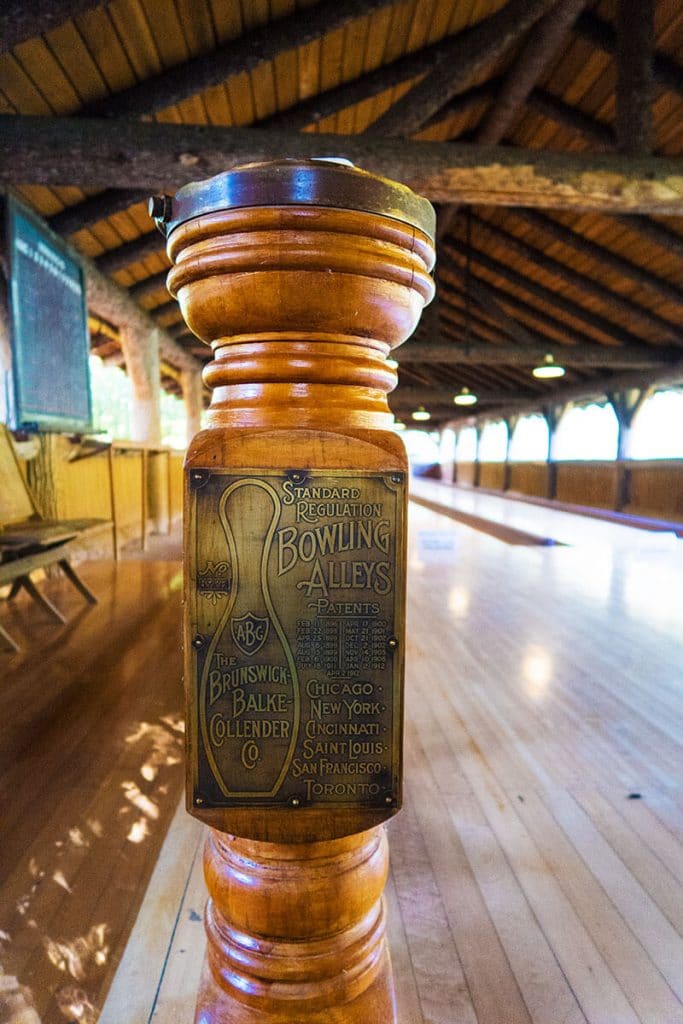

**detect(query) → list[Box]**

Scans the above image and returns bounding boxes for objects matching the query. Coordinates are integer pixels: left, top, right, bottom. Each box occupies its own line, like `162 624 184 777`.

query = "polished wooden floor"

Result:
103 480 683 1024
5 483 683 1023
0 558 185 1024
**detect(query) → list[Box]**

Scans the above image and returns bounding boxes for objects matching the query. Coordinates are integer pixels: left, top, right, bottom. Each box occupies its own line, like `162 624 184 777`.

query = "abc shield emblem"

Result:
231 612 269 657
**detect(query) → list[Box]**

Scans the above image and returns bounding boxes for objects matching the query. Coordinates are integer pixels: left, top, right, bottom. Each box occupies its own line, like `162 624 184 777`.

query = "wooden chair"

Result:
0 424 106 652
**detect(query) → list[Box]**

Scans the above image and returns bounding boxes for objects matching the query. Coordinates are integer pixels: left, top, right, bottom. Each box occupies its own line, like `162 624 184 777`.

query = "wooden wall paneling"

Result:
555 461 619 509
627 460 683 517
478 462 506 490
456 461 477 487
508 462 550 498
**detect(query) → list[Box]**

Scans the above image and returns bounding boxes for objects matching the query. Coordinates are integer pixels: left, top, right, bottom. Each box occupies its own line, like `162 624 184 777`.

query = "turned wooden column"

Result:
155 159 435 1023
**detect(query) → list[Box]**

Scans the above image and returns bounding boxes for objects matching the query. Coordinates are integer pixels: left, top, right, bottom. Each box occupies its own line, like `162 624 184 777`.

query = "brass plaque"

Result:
187 469 405 810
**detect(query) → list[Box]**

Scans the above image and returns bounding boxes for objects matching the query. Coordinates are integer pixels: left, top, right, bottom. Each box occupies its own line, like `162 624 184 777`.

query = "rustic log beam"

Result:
128 269 169 301
439 0 591 238
50 188 148 236
3 117 683 216
468 213 683 343
97 233 167 275
461 359 683 423
438 256 663 354
397 339 670 368
391 387 531 407
511 208 683 307
576 10 683 100
367 0 557 138
444 238 655 352
616 0 654 155
526 89 615 149
83 0 394 119
477 0 590 144
0 0 103 56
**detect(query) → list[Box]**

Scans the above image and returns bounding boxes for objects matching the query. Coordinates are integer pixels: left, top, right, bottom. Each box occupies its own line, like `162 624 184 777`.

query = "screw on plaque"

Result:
384 794 394 805
390 472 403 484
192 635 204 650
387 636 399 650
287 470 308 485
195 796 204 806
190 468 210 490
289 796 301 808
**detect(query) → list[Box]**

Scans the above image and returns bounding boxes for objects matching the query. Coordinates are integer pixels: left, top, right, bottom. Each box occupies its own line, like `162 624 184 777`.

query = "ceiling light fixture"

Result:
412 407 431 422
532 353 565 379
453 386 478 406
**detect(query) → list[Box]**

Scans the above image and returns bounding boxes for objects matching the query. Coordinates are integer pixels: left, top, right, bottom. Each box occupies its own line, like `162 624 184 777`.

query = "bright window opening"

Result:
478 420 508 462
160 391 187 449
509 414 549 461
89 354 132 440
456 426 478 461
630 389 683 459
402 429 440 470
553 402 618 461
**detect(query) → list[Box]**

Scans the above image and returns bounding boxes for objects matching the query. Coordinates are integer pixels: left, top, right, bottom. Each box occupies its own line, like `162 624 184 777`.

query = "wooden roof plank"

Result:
82 0 395 118
0 0 103 57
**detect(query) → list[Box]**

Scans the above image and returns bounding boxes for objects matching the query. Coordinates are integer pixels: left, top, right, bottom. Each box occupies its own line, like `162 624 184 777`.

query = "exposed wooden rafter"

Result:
466 214 683 344
367 0 558 138
576 10 683 100
511 209 683 308
3 117 683 216
616 0 655 155
443 239 660 353
397 340 671 369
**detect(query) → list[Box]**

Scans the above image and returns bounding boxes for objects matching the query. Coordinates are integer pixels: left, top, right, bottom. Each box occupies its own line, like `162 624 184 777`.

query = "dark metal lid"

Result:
150 159 436 241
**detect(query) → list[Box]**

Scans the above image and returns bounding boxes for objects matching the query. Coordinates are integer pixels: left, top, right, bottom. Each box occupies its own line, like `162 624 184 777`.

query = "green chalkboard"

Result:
7 196 92 433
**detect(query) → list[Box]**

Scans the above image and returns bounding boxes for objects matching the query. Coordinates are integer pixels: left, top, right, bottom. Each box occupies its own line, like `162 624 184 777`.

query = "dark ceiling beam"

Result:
469 213 683 344
50 189 148 236
438 0 591 238
444 238 656 353
575 10 683 100
616 0 654 155
0 0 103 56
468 359 683 423
511 208 683 308
83 0 394 119
4 117 683 216
51 37 512 237
437 257 653 354
128 269 169 301
526 88 615 149
391 387 531 408
397 339 669 369
97 233 166 274
366 0 558 137
477 0 590 145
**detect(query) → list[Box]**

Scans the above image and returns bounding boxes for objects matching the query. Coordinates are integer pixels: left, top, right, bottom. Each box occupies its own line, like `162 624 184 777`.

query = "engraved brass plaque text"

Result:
188 469 405 810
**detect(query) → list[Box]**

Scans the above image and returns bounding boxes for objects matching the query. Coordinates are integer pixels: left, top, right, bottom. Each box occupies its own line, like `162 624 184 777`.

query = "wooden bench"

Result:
0 425 108 652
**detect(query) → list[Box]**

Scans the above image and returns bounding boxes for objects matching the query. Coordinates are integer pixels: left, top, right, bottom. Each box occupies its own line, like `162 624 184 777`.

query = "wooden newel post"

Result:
153 160 435 1023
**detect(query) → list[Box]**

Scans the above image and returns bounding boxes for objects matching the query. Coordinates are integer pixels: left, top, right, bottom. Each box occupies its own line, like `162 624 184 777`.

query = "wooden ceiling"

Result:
1 0 682 424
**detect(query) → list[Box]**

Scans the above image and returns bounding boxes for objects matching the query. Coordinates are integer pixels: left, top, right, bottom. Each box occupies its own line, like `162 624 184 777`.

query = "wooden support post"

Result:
608 387 652 510
543 403 565 500
160 160 436 1023
118 325 162 445
503 417 518 492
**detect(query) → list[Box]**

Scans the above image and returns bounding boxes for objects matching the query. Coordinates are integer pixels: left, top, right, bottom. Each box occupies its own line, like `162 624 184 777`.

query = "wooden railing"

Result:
446 458 683 522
